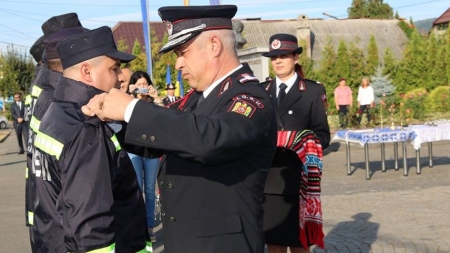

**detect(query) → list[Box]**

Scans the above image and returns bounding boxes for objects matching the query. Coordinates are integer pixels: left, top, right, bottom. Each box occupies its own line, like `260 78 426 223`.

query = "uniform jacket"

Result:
10 100 26 127
33 77 150 253
162 96 180 106
263 73 330 195
125 64 277 253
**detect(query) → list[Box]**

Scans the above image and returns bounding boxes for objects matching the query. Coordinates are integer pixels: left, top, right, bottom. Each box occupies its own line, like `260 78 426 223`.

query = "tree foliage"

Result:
348 0 393 19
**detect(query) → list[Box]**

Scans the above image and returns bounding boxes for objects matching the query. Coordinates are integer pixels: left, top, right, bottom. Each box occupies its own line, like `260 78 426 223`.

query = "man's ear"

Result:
80 62 93 82
209 35 223 57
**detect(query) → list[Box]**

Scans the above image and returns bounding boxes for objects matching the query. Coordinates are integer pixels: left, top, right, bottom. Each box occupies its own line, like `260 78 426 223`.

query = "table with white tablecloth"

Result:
407 124 450 173
332 128 416 180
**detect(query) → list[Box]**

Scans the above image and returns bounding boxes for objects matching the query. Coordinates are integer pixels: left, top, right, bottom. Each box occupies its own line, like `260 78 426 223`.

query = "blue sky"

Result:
0 0 448 56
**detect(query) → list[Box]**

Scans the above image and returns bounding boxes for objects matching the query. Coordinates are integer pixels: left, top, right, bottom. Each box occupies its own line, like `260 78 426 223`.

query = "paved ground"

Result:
1 128 449 253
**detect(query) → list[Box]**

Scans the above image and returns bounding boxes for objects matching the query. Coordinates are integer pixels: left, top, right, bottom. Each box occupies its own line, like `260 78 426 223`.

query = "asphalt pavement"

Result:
0 128 449 253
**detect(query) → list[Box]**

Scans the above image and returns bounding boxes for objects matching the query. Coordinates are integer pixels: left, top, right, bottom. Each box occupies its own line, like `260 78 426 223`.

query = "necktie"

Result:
277 83 287 106
17 102 21 110
192 93 204 111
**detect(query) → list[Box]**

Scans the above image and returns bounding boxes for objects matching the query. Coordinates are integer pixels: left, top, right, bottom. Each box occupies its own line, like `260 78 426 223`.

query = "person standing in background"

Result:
356 76 374 127
162 83 180 106
120 65 133 93
126 70 164 242
334 78 353 129
11 92 28 154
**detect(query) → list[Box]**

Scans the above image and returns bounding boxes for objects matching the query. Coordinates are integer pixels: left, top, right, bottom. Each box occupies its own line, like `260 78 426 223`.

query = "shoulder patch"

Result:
234 94 264 108
237 73 259 84
228 100 256 118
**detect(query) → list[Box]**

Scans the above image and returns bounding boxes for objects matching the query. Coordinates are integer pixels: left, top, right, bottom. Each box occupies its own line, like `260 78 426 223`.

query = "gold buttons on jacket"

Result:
141 134 147 140
150 136 156 142
170 216 176 222
168 183 174 189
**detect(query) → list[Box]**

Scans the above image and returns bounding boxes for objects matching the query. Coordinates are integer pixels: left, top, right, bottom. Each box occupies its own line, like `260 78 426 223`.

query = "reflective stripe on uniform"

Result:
81 243 115 253
26 167 28 178
29 116 41 132
31 86 42 98
35 132 64 160
28 211 34 226
136 241 152 253
110 135 121 152
25 95 32 105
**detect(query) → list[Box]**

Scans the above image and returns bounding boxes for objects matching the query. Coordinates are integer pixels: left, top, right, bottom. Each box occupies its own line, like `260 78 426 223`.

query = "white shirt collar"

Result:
275 73 297 96
203 64 243 98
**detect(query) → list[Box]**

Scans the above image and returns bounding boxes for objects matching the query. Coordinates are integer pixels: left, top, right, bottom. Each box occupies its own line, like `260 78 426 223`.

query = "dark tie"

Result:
192 93 205 111
277 83 287 106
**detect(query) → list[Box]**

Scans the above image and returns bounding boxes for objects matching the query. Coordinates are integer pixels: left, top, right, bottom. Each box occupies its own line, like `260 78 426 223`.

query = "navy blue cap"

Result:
262 33 303 57
158 5 237 53
166 83 176 89
57 26 136 69
44 27 88 60
30 36 45 62
41 12 83 38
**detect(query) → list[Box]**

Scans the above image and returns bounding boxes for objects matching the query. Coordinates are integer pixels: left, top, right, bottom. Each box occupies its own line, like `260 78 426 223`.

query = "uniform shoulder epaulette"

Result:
304 78 324 86
237 73 259 85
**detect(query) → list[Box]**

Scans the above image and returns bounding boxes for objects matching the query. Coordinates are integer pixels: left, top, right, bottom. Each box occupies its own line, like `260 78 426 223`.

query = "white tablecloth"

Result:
407 125 450 150
333 128 416 146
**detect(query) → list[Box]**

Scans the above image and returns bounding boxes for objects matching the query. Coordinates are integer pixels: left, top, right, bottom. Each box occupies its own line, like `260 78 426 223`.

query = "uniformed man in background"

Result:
162 83 180 106
82 5 277 253
32 26 150 253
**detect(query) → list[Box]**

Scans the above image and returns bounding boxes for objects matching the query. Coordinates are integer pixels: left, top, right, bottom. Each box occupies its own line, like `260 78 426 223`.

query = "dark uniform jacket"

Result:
263 73 330 195
26 66 61 229
162 95 180 106
32 77 150 253
11 100 26 127
124 64 277 253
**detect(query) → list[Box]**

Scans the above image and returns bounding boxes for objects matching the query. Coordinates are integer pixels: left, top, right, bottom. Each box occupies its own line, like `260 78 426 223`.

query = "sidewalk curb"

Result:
0 131 11 143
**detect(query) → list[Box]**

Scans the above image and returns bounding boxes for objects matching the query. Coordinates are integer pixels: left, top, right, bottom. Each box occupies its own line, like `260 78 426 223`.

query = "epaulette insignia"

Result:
298 80 306 91
218 78 232 96
238 73 259 84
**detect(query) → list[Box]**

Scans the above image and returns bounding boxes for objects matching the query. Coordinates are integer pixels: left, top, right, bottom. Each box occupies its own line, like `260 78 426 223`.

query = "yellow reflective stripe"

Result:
25 95 32 105
28 211 34 225
110 135 121 152
136 241 152 253
29 116 41 132
26 167 28 178
80 243 115 253
31 86 42 97
35 132 64 160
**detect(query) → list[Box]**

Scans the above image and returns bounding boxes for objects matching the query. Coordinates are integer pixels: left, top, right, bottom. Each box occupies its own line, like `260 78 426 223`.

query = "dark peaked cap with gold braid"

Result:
158 5 237 53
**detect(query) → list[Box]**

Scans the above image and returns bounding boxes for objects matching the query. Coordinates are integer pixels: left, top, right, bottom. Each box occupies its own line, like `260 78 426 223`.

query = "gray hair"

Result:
195 30 237 56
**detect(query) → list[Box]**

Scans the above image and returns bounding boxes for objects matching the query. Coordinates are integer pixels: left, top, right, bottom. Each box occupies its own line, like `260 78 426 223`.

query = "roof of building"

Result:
112 21 166 54
433 7 450 25
238 17 408 63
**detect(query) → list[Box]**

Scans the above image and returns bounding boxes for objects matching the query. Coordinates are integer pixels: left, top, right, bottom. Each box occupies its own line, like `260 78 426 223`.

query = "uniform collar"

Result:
275 72 297 94
202 64 243 98
54 77 104 106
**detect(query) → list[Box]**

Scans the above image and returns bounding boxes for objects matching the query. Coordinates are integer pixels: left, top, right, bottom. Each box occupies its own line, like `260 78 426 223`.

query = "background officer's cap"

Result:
158 5 237 54
262 33 303 57
57 26 136 69
44 27 87 60
41 12 83 38
29 36 45 63
166 83 176 90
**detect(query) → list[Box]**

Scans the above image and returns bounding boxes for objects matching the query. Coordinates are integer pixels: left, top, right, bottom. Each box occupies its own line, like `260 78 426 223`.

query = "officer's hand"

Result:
82 89 133 121
18 118 24 123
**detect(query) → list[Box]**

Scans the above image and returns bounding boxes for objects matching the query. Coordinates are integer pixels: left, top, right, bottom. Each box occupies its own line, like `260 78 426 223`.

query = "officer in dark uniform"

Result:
261 34 330 253
32 26 150 252
162 83 180 106
82 5 277 253
24 13 84 252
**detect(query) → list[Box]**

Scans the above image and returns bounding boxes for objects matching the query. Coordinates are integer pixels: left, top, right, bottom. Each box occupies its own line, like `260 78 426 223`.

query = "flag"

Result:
176 70 184 98
209 0 220 5
184 0 189 6
140 0 152 77
166 64 171 85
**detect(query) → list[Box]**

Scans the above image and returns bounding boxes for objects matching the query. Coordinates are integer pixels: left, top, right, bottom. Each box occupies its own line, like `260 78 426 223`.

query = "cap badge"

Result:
271 39 281 50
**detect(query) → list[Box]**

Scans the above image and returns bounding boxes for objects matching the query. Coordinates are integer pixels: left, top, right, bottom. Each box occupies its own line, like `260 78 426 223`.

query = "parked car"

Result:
0 116 8 129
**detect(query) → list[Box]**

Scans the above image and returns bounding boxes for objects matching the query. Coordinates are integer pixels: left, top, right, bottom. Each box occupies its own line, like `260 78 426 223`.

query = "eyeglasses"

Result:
14 96 21 98
167 88 175 90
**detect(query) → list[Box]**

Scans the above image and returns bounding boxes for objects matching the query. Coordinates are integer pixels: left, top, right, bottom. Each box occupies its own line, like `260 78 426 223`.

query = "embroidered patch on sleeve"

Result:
228 100 256 118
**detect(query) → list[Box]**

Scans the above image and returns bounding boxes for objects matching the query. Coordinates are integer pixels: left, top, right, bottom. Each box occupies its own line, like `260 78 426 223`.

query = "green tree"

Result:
426 33 445 89
364 34 379 76
347 38 366 90
370 66 395 104
348 0 393 19
298 39 315 79
444 27 450 85
316 37 337 99
335 40 350 80
130 39 147 72
382 47 397 80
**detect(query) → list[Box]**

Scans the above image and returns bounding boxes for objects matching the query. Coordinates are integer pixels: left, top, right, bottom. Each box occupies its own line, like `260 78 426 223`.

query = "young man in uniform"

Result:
162 83 180 106
32 26 151 253
261 33 330 253
82 5 277 253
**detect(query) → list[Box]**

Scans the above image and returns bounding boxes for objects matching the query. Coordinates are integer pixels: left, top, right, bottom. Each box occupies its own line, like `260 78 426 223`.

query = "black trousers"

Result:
338 105 349 128
357 105 371 125
15 122 29 152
